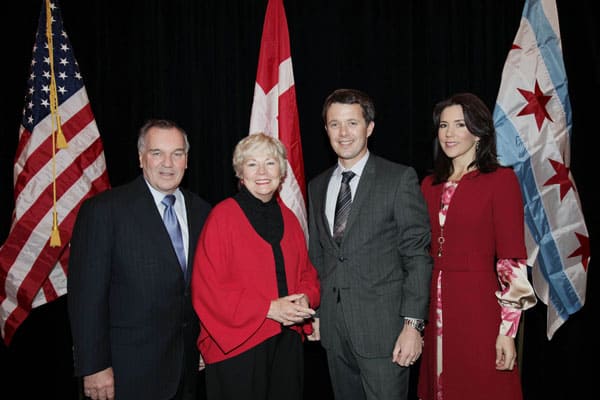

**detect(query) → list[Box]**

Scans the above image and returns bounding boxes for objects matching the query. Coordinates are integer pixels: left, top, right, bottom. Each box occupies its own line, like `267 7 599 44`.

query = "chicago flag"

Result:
494 0 590 339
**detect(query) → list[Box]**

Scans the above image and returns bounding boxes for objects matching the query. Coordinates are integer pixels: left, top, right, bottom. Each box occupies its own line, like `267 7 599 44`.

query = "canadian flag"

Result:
249 0 308 238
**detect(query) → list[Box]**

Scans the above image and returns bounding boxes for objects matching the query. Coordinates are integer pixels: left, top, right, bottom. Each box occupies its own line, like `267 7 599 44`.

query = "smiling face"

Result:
240 151 282 203
325 102 374 169
138 127 188 194
437 104 479 167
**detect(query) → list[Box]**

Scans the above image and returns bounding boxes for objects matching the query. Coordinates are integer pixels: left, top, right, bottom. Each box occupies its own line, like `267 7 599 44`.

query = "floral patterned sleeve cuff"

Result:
495 258 538 337
499 308 522 337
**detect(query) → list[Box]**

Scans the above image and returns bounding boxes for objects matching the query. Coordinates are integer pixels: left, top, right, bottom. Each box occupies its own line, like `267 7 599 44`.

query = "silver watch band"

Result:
404 317 425 332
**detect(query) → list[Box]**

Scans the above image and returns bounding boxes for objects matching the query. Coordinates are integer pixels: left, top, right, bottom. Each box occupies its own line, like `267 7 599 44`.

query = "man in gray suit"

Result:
68 119 211 400
307 89 433 400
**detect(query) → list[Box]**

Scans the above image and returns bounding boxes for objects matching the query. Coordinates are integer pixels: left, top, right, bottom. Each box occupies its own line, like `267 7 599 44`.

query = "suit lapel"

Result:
182 189 197 283
318 167 337 245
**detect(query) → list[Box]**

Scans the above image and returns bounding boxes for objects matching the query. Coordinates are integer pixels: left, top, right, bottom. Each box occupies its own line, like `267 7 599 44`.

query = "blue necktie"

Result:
161 194 186 271
333 171 355 244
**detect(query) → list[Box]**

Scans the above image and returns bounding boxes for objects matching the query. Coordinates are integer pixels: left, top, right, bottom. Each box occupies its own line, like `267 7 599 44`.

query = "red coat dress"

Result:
418 168 526 400
191 197 320 364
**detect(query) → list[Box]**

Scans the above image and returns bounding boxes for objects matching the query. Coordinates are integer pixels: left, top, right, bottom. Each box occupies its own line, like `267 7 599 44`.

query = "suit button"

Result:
338 256 345 262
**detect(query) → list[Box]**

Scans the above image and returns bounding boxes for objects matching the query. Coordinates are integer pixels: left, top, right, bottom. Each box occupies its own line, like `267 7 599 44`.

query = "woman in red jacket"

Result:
191 132 320 400
418 93 537 400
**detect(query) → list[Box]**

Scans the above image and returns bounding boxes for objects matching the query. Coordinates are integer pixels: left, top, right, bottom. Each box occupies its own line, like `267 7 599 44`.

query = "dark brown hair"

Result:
322 88 375 125
432 92 499 183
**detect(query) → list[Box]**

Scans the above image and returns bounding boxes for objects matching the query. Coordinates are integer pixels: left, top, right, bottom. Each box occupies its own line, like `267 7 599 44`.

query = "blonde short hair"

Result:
232 132 288 179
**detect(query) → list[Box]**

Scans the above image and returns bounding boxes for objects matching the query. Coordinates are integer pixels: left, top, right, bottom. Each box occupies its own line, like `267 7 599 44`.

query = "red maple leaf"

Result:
543 159 574 200
517 80 553 130
568 232 590 271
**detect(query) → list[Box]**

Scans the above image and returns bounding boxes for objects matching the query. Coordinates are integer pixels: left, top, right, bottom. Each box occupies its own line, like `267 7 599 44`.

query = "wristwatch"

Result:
404 318 425 333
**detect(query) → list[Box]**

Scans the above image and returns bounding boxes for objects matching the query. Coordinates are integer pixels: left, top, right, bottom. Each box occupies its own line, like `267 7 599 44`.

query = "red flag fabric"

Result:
0 0 110 345
249 0 308 238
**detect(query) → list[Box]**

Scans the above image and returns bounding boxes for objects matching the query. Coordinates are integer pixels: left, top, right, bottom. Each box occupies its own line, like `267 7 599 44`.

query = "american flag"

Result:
494 0 590 339
249 0 308 238
0 0 110 345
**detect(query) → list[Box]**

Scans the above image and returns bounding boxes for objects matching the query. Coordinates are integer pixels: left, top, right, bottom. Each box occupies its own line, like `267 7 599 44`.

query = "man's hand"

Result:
83 367 114 400
392 325 423 367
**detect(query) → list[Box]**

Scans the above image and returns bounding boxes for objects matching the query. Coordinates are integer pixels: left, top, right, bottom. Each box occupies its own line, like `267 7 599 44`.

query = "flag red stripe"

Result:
0 137 107 275
1 260 69 344
14 103 96 199
1 168 106 344
16 203 78 304
41 277 59 302
2 305 29 344
13 129 32 172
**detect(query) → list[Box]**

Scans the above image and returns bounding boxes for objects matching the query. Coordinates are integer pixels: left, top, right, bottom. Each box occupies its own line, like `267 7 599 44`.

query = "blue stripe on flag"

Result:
494 102 582 321
525 0 572 135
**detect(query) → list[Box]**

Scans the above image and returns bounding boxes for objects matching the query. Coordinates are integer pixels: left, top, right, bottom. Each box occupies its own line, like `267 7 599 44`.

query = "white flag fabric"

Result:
0 0 110 345
249 0 308 239
494 0 590 339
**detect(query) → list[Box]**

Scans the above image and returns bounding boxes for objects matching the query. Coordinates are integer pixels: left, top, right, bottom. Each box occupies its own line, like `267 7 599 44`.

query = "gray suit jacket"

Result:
308 154 432 357
68 175 211 400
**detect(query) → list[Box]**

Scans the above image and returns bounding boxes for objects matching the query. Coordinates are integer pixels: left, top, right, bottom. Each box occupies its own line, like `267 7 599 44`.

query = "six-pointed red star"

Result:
517 80 553 130
568 232 590 271
544 159 574 200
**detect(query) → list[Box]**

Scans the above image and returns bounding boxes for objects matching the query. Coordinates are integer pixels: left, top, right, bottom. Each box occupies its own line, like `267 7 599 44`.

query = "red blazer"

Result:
191 197 320 363
418 168 526 400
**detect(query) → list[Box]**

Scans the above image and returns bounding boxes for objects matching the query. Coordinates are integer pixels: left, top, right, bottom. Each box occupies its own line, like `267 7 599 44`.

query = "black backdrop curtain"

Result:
1 1 597 399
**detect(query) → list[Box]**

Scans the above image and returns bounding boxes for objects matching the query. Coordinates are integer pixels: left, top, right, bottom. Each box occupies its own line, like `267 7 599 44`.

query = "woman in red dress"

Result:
418 93 537 400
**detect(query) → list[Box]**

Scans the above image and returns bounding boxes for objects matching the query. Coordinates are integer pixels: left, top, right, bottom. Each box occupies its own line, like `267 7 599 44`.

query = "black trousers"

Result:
205 328 303 400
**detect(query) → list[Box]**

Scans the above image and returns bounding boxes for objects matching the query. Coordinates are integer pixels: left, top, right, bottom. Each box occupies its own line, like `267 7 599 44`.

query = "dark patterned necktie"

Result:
333 171 355 244
161 194 186 271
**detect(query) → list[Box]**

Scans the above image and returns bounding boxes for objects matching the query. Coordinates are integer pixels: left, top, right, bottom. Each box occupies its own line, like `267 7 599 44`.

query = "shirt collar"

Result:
335 150 370 178
144 178 183 208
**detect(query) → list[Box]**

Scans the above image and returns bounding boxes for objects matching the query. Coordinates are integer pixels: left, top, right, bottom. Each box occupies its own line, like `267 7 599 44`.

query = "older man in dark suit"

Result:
68 119 211 400
307 89 433 400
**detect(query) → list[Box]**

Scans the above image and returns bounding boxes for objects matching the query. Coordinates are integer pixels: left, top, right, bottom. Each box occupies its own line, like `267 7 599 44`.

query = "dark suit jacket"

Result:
68 175 211 400
308 154 433 357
